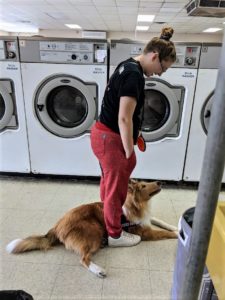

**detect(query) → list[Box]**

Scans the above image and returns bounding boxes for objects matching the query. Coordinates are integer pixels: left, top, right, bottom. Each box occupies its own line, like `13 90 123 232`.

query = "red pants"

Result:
90 123 136 237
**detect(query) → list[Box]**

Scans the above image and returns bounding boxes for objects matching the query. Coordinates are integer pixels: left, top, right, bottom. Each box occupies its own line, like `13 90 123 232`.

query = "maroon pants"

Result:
90 123 136 237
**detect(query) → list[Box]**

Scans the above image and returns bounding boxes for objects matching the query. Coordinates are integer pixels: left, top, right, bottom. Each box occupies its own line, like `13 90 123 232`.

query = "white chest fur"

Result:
122 204 152 227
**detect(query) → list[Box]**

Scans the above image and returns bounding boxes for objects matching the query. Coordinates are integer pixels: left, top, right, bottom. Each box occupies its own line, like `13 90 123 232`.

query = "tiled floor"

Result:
0 176 224 300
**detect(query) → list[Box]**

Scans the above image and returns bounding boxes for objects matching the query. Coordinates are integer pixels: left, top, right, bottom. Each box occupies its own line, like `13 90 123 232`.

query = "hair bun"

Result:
160 27 174 41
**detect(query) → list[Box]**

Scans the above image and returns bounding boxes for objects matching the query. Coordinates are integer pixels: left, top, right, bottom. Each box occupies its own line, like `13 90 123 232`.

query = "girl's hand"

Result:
126 148 134 159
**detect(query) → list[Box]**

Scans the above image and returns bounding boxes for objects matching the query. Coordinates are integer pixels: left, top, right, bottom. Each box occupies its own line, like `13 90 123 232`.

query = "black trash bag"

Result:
183 206 195 228
0 290 33 300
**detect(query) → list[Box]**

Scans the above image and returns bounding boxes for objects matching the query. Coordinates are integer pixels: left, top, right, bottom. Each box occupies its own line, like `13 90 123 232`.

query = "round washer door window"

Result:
35 75 97 138
142 80 180 142
201 91 213 135
0 82 14 131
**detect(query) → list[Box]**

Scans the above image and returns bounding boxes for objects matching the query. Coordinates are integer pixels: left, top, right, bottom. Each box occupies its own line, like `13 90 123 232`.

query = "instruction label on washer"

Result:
182 71 195 78
93 67 105 74
6 63 18 70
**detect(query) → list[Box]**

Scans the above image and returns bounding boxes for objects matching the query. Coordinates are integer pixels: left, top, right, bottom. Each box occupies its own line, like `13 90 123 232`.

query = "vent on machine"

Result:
186 0 225 17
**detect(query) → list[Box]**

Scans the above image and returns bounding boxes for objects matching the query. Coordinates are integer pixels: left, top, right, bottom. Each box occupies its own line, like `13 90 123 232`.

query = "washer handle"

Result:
37 104 44 111
205 110 211 118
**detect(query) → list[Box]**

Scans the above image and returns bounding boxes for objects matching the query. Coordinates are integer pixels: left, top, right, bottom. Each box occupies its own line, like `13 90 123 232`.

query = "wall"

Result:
1 29 223 43
0 31 10 36
108 31 223 43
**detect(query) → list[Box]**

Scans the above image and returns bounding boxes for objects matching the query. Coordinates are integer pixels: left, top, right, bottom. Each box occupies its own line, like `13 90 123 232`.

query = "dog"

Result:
6 180 177 278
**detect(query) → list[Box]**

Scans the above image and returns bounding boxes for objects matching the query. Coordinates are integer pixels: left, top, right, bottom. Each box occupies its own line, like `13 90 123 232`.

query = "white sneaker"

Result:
108 230 141 247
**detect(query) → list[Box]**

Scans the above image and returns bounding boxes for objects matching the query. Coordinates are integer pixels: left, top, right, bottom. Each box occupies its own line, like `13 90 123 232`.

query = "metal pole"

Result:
179 32 225 299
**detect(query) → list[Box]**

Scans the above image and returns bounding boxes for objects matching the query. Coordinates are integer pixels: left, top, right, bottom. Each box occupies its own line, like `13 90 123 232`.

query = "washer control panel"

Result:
110 41 201 69
40 41 107 64
173 45 201 68
0 39 18 61
130 44 144 55
19 39 107 64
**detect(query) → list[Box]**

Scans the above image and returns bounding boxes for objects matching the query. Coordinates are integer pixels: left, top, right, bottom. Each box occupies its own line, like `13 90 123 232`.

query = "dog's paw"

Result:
89 262 107 278
168 225 178 232
173 230 179 238
98 269 107 278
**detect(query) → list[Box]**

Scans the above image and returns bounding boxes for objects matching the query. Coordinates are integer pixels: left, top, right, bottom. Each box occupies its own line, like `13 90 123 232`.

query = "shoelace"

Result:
122 231 137 240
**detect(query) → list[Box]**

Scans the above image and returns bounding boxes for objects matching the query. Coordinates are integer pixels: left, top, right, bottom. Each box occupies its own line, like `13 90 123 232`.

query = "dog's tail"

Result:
6 228 59 254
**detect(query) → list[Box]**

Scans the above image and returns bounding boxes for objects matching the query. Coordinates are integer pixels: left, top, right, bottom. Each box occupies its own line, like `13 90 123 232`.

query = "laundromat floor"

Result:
1 176 225 300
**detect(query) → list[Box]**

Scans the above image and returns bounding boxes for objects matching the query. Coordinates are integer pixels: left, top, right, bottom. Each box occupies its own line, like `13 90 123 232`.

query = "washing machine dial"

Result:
83 54 88 60
71 54 77 60
185 57 194 65
7 51 16 59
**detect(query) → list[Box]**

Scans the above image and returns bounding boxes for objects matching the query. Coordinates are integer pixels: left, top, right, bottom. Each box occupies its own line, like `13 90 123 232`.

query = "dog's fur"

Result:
6 180 177 278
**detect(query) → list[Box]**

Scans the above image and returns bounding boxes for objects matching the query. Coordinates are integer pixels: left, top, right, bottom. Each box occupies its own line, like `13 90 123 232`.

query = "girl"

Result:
91 27 176 247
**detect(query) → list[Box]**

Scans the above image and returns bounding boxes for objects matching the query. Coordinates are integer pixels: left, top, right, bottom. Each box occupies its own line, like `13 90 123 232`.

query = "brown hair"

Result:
143 27 176 63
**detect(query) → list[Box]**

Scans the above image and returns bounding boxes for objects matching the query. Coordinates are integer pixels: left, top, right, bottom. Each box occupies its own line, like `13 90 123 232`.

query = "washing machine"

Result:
183 43 223 182
19 37 107 176
110 40 201 180
0 37 30 173
109 40 145 77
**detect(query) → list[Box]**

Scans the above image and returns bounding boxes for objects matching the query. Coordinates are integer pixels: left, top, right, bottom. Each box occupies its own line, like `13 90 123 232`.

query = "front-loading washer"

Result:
19 37 107 176
0 36 30 173
109 40 201 181
183 43 223 182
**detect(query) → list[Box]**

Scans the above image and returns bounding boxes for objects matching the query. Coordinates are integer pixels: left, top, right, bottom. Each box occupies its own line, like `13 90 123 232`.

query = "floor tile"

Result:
105 242 149 270
45 182 100 213
6 262 59 300
151 203 178 227
102 268 152 300
0 208 46 236
147 240 178 271
0 179 24 209
50 265 103 300
150 270 173 300
0 260 15 290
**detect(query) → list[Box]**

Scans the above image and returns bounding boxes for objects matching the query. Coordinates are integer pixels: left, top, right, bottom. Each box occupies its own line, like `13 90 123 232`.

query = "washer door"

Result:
35 75 98 138
201 91 213 135
142 79 184 142
0 80 14 131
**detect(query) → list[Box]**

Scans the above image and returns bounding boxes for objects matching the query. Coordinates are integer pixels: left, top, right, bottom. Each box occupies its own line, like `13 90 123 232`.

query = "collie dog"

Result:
6 180 177 278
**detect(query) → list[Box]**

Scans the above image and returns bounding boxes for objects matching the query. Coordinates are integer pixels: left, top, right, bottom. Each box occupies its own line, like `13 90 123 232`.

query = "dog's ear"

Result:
129 179 137 185
128 179 137 193
127 180 141 209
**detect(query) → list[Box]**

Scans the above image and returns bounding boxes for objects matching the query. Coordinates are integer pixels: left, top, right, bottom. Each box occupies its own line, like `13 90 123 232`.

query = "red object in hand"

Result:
137 135 146 152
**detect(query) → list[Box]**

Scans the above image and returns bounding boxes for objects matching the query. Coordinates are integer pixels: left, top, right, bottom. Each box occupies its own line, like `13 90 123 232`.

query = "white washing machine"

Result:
183 43 223 182
0 37 30 173
19 37 107 176
110 40 201 181
109 40 145 77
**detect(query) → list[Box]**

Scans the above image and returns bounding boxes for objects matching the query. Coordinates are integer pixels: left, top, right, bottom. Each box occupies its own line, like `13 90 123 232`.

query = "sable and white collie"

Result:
6 180 177 278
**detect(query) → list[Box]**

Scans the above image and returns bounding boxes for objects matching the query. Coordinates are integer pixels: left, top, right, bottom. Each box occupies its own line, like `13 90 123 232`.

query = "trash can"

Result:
206 201 225 300
171 207 218 300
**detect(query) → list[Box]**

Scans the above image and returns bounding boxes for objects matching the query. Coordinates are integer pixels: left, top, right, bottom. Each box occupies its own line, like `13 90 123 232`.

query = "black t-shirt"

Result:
99 57 145 143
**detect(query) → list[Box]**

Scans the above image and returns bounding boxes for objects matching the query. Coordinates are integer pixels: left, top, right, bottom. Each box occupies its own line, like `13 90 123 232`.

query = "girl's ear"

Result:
152 51 159 62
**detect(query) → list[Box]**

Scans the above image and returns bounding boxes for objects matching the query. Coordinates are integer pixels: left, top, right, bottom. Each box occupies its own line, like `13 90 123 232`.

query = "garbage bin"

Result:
171 207 218 300
206 201 225 300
